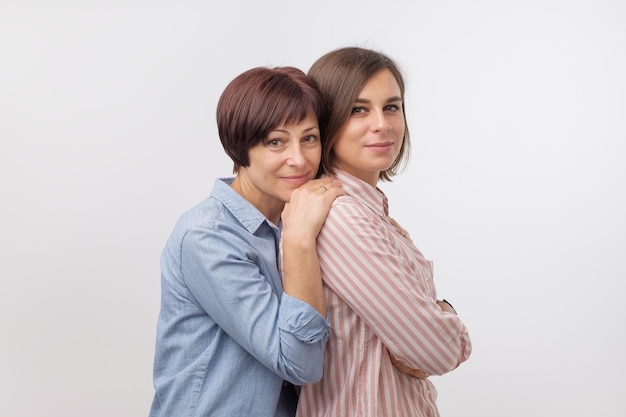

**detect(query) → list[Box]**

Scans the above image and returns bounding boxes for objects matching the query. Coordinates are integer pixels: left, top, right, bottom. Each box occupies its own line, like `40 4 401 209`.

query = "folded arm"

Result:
318 201 471 377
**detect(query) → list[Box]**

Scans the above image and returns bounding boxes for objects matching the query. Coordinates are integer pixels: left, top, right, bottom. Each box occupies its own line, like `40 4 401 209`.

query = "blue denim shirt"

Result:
149 178 330 417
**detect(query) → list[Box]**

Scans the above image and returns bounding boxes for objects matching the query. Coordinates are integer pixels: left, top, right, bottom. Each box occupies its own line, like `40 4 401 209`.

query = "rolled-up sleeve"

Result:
180 224 330 385
277 293 330 381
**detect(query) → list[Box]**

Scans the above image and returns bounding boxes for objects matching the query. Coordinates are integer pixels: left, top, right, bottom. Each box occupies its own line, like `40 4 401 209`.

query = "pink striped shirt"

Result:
297 170 471 417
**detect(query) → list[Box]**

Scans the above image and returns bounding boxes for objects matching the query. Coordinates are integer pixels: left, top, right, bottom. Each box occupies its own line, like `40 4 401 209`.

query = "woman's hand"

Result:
280 177 344 315
389 351 429 379
281 177 344 241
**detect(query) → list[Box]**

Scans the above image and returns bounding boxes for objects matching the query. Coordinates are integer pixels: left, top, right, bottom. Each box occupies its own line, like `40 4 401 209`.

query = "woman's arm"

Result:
177 179 343 385
281 178 344 315
318 200 471 377
178 229 324 384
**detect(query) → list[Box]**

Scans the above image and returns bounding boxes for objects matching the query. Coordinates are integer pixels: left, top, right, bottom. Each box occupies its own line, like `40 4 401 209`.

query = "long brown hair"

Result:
308 47 410 181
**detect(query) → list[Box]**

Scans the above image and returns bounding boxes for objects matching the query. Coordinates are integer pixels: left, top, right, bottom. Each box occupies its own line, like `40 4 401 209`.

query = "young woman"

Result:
297 47 472 417
149 66 343 417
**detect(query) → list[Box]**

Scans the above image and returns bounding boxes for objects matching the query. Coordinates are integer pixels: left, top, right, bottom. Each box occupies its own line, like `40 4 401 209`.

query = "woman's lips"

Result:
280 174 310 186
365 142 394 151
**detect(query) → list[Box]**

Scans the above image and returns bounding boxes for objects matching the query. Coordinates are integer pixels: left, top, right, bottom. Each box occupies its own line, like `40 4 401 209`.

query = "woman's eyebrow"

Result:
354 96 402 103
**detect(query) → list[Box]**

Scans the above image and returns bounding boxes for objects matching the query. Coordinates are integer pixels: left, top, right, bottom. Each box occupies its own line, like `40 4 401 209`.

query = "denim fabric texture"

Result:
149 177 330 417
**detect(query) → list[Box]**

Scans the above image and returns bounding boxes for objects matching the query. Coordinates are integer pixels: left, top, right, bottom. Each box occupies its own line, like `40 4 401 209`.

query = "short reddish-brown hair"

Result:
216 66 326 172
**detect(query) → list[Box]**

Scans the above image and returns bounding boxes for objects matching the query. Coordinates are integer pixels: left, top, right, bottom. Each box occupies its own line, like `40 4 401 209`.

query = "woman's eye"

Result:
385 104 401 112
303 135 319 143
267 139 283 147
351 106 366 114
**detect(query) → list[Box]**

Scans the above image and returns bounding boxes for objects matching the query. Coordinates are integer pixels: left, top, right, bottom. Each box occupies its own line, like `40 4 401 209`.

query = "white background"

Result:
1 1 625 416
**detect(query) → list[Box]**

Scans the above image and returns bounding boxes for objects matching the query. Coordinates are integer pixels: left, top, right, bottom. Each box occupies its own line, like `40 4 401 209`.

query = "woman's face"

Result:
234 113 321 221
332 69 405 187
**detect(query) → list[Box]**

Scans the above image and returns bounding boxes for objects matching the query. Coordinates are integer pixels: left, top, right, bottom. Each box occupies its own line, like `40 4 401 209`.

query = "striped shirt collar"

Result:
331 169 389 217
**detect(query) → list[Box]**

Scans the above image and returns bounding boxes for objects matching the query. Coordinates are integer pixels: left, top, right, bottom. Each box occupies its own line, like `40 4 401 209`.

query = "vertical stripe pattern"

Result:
297 171 471 417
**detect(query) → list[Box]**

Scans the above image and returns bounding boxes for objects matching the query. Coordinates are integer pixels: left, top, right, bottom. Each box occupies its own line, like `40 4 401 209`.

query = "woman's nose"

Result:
372 111 389 132
286 144 305 166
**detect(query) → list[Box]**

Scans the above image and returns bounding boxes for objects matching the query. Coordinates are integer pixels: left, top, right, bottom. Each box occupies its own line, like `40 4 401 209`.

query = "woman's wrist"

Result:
437 299 457 315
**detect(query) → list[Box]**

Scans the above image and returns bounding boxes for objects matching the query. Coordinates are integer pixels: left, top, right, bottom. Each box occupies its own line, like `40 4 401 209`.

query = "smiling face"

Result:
231 113 321 224
331 69 406 187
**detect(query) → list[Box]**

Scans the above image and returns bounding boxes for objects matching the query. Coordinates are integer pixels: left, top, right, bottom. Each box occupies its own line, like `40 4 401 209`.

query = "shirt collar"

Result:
331 170 389 217
212 177 278 234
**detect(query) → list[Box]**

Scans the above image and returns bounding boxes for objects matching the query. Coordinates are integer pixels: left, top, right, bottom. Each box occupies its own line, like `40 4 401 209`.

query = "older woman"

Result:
149 66 343 417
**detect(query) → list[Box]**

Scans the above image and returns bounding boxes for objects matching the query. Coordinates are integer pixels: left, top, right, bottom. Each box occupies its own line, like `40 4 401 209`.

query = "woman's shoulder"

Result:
330 193 366 210
328 194 381 225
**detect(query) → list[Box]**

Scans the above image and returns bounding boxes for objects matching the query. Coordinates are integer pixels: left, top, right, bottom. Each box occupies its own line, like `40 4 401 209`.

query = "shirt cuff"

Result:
278 293 331 343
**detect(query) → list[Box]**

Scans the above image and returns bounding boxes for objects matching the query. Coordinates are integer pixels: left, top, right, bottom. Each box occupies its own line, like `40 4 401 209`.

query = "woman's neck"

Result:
230 176 283 226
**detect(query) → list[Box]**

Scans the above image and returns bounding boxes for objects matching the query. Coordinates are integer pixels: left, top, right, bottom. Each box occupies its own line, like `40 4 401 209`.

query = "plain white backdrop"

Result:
1 1 625 416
